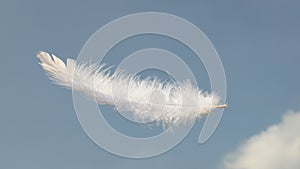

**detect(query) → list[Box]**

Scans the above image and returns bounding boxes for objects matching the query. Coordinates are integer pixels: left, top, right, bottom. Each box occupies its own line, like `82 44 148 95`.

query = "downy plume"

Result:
37 51 226 126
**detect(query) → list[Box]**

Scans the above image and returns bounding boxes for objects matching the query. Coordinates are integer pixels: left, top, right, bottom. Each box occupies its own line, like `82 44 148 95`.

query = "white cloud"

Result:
223 111 300 169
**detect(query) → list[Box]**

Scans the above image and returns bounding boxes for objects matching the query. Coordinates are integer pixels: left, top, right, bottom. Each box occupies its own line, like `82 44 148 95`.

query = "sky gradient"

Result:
1 0 300 168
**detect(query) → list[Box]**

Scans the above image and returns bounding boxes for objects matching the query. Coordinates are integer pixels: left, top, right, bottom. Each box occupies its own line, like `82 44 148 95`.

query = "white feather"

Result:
37 51 225 126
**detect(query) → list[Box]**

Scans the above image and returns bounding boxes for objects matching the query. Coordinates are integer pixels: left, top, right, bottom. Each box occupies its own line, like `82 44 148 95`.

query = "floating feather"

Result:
37 51 226 126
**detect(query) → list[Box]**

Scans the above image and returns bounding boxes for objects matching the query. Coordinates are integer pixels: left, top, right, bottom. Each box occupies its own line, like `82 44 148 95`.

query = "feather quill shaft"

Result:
37 51 226 125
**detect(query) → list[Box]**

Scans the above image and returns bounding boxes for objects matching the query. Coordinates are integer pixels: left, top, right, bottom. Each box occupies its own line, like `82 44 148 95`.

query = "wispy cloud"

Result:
222 111 300 169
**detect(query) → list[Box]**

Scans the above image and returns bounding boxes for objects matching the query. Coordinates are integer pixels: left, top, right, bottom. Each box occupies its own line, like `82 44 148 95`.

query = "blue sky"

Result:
1 0 300 169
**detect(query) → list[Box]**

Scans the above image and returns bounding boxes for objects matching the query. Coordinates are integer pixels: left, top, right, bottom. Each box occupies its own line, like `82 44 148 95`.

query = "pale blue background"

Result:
1 0 300 168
